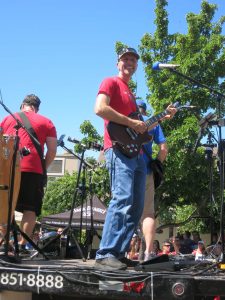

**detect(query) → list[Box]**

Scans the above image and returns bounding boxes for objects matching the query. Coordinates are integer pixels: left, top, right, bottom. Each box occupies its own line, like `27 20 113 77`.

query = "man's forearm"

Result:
45 150 56 170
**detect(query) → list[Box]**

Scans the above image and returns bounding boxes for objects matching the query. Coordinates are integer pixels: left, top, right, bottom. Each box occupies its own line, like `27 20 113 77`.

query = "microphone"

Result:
68 137 103 151
68 136 81 144
88 141 104 151
152 61 180 70
67 137 88 150
57 134 66 146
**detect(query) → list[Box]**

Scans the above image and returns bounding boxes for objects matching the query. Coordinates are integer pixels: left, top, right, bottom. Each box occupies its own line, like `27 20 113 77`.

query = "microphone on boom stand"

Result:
68 137 103 151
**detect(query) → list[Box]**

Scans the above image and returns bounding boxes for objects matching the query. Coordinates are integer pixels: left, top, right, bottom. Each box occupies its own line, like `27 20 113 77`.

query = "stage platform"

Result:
0 255 225 299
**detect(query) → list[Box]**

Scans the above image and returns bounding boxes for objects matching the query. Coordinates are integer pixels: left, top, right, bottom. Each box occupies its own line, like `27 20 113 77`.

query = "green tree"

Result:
41 172 79 217
139 0 225 232
41 120 110 218
74 120 103 154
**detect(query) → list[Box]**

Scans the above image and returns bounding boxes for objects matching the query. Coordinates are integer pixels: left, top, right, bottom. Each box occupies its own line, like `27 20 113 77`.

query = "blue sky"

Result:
0 0 224 157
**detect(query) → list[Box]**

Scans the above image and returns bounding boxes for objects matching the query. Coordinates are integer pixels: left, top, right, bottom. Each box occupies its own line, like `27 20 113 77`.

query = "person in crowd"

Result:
152 239 162 256
182 230 195 253
32 230 40 244
57 228 64 235
161 239 172 255
136 99 168 261
192 231 202 250
192 240 207 261
127 234 140 260
170 236 191 255
0 94 57 254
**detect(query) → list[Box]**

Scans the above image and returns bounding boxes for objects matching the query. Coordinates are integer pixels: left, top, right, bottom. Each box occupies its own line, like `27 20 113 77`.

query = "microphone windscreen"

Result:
152 62 160 70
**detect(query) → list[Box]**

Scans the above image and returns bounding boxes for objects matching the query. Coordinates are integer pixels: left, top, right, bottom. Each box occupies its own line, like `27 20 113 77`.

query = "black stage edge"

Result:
0 256 225 299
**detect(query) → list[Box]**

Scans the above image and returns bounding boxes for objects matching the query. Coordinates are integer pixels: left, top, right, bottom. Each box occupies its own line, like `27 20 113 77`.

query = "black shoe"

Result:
95 257 127 271
119 257 139 267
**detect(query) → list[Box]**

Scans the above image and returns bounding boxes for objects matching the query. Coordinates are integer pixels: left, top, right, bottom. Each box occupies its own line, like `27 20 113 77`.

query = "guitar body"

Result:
107 102 180 158
107 113 153 158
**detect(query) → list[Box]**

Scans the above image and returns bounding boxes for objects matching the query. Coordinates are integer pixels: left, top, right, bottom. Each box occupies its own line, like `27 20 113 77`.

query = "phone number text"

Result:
0 272 64 289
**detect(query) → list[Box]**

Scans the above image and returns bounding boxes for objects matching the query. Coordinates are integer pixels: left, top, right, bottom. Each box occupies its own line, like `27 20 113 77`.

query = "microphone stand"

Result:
168 68 225 99
168 68 225 263
85 171 102 259
37 140 93 261
204 132 217 243
57 139 93 169
0 98 49 260
192 127 205 154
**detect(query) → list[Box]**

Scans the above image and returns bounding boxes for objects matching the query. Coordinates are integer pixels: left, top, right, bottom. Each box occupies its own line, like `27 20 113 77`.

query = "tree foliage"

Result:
73 120 103 154
41 172 79 217
139 0 225 232
41 121 110 219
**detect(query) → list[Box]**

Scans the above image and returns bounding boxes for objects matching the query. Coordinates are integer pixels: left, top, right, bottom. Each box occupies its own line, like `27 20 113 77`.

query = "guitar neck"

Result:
145 109 169 127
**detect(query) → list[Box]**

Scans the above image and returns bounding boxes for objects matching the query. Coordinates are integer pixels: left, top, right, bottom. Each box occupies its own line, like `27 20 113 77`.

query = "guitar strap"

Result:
17 112 46 179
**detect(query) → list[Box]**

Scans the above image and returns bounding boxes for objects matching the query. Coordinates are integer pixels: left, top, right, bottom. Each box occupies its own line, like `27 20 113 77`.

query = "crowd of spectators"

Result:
127 230 222 262
6 228 223 262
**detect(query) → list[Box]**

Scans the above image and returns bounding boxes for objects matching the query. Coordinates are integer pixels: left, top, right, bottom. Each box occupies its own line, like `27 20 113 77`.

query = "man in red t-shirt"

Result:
0 94 57 253
94 47 148 270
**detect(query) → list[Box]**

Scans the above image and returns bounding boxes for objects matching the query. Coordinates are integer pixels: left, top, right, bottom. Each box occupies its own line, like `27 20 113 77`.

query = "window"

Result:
47 158 65 176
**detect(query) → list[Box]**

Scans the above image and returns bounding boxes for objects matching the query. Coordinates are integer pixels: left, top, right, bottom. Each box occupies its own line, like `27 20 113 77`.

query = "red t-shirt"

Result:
0 111 57 174
97 76 137 150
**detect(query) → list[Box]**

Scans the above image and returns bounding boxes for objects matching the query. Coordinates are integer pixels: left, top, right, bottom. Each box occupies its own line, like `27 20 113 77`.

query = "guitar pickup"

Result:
126 128 137 140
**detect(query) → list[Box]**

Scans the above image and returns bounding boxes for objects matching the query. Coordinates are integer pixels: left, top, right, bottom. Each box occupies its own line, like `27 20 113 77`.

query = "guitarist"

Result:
0 94 57 254
136 100 168 262
94 47 176 270
94 47 148 271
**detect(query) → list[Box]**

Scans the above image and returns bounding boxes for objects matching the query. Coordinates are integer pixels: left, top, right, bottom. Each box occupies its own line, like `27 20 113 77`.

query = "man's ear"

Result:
32 105 39 112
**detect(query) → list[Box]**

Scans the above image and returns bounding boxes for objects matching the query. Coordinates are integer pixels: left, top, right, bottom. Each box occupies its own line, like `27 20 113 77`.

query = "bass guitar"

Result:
107 102 181 158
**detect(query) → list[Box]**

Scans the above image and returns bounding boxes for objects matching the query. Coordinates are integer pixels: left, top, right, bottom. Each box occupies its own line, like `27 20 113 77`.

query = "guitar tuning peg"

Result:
173 101 180 108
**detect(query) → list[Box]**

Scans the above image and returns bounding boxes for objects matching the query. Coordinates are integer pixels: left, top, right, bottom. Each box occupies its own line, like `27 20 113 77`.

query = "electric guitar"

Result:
107 102 181 158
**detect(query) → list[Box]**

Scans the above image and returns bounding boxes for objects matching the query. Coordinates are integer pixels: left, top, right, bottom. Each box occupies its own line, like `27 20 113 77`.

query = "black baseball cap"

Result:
118 47 140 60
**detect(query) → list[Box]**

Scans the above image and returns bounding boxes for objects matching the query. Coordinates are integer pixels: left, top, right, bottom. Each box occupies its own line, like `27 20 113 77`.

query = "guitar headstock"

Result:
177 101 197 110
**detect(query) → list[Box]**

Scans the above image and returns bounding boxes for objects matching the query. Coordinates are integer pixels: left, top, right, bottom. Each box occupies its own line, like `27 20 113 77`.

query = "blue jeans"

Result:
96 148 146 259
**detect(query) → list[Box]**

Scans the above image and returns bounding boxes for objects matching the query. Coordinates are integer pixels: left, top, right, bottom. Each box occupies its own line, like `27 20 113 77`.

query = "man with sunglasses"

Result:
94 47 147 270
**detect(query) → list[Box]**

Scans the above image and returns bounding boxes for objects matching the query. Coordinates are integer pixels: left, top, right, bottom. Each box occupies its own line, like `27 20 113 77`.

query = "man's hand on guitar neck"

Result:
127 118 147 134
147 103 178 131
163 103 178 120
